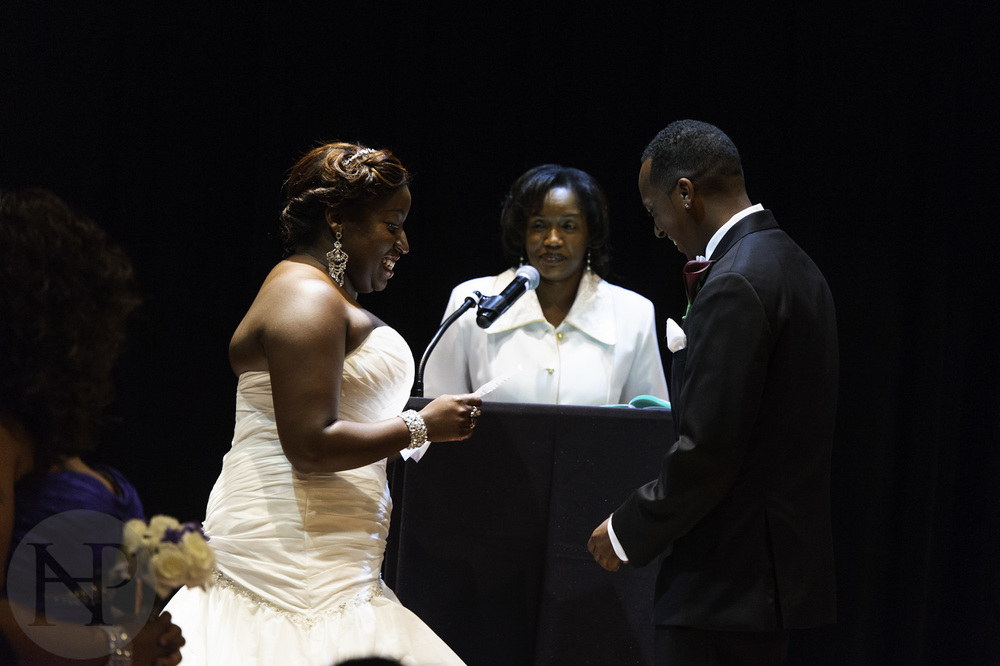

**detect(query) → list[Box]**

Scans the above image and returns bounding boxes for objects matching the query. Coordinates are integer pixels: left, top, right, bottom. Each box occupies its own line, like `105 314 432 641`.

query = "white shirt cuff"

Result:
606 514 630 563
399 442 431 462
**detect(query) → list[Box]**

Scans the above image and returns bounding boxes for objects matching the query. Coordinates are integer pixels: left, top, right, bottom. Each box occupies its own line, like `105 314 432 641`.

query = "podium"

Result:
384 398 672 666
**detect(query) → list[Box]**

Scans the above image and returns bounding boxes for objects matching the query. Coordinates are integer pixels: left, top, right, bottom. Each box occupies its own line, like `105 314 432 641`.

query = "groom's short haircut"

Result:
642 119 745 197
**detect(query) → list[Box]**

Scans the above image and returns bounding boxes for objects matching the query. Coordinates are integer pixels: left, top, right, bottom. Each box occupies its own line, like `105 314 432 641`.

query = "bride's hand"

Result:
419 394 482 442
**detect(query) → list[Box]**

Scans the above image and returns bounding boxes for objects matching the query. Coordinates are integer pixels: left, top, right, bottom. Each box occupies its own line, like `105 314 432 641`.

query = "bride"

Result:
165 142 481 665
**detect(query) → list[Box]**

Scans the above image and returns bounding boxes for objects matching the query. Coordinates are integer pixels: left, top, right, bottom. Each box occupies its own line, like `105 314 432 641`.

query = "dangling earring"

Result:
586 248 592 272
327 230 348 287
519 254 525 266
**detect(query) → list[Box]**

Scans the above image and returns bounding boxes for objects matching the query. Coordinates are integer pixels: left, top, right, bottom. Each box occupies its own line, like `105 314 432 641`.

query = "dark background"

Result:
2 2 997 664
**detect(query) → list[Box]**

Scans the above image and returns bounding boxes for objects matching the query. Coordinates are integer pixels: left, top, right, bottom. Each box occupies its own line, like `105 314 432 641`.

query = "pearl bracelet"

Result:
399 410 428 449
99 624 132 665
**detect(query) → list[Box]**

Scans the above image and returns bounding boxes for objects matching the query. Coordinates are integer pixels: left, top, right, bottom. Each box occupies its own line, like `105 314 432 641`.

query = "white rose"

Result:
148 515 182 541
181 531 216 587
152 542 190 597
122 519 149 554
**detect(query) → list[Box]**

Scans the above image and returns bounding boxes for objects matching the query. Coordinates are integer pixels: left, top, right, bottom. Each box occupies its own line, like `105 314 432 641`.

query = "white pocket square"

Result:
666 318 687 353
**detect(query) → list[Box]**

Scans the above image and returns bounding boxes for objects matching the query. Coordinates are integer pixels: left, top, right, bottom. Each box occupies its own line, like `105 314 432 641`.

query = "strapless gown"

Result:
165 326 463 665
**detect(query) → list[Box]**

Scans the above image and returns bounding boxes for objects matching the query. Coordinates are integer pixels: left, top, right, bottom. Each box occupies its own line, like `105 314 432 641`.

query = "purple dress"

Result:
11 465 144 535
3 465 145 626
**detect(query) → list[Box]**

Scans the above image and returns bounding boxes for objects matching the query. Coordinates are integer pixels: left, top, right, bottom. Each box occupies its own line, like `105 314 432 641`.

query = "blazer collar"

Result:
711 209 779 260
484 268 616 344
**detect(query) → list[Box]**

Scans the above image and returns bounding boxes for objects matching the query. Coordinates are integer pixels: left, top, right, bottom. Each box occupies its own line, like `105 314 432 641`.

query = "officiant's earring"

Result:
327 230 348 287
586 248 592 272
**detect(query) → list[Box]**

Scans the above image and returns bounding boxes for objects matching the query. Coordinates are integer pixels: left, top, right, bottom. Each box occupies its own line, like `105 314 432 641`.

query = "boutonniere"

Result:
682 259 716 302
666 318 686 352
682 259 715 320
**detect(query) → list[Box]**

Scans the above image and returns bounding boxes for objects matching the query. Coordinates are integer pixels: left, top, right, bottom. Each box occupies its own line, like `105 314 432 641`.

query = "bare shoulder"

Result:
262 260 346 322
230 260 349 373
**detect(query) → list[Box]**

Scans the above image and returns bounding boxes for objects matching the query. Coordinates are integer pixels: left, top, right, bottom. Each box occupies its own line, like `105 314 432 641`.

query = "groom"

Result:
588 120 839 664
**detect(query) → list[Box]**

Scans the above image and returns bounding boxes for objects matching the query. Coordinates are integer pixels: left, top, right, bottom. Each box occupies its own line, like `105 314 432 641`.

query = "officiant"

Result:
423 163 668 406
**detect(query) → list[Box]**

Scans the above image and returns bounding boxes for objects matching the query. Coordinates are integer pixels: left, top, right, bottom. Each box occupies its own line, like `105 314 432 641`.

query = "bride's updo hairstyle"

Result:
279 142 410 253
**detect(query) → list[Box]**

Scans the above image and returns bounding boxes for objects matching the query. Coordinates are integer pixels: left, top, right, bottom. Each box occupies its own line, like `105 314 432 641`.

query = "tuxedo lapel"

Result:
710 210 780 261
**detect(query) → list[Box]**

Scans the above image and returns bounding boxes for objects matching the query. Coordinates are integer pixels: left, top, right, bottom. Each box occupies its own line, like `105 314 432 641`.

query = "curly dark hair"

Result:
641 119 745 197
499 164 612 278
279 142 411 252
0 188 141 468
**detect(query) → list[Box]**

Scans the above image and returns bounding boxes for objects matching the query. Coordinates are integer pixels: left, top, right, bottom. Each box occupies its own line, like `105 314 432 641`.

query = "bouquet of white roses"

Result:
123 515 215 600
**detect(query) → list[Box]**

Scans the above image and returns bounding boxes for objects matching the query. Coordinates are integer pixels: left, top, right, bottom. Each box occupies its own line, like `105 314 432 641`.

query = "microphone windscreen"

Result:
515 264 540 290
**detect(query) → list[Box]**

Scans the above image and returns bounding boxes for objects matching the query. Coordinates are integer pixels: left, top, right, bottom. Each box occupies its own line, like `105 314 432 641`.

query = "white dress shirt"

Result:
703 203 763 260
424 268 668 406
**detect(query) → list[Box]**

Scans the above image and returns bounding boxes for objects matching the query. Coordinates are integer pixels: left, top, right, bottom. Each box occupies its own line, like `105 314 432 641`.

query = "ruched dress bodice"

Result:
165 326 464 665
204 325 412 613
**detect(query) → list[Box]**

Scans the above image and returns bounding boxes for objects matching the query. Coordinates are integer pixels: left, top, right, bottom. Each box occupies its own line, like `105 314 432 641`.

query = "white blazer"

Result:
424 268 669 406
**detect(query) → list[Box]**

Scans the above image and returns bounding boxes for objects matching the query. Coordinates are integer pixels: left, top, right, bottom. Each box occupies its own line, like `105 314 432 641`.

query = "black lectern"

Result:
384 398 672 666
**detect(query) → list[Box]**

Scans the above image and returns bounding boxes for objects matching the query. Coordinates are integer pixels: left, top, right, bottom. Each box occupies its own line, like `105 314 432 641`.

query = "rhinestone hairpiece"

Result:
344 147 377 166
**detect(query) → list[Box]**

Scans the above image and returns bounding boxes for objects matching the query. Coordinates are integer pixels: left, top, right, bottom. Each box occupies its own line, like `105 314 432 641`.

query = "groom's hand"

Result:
588 516 623 572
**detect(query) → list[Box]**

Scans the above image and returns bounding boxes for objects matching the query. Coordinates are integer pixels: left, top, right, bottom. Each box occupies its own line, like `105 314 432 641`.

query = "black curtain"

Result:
2 2 997 663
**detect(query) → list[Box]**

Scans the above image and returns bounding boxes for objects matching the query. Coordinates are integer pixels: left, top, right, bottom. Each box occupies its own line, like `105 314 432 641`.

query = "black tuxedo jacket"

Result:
613 210 838 631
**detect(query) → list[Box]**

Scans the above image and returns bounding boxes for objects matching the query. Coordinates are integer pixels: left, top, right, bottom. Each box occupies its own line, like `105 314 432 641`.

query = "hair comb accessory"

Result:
344 147 377 166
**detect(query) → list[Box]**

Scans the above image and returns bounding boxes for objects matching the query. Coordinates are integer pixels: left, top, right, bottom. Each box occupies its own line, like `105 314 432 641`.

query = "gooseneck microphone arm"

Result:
413 293 481 398
413 265 540 397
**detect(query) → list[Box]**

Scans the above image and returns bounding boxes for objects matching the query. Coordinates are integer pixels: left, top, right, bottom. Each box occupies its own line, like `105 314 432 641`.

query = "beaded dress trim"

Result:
210 568 384 627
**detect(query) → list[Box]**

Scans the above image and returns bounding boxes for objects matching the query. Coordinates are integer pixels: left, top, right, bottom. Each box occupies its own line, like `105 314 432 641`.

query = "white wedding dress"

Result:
165 326 464 665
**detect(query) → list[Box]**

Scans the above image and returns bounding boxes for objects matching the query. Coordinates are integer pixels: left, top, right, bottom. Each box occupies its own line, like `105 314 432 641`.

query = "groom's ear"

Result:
676 178 694 208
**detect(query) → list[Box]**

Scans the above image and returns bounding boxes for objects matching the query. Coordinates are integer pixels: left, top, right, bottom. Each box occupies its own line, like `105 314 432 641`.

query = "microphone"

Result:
476 265 540 329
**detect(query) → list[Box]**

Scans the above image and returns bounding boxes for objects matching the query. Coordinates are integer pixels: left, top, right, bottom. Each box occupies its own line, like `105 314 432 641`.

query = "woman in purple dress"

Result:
0 189 184 665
